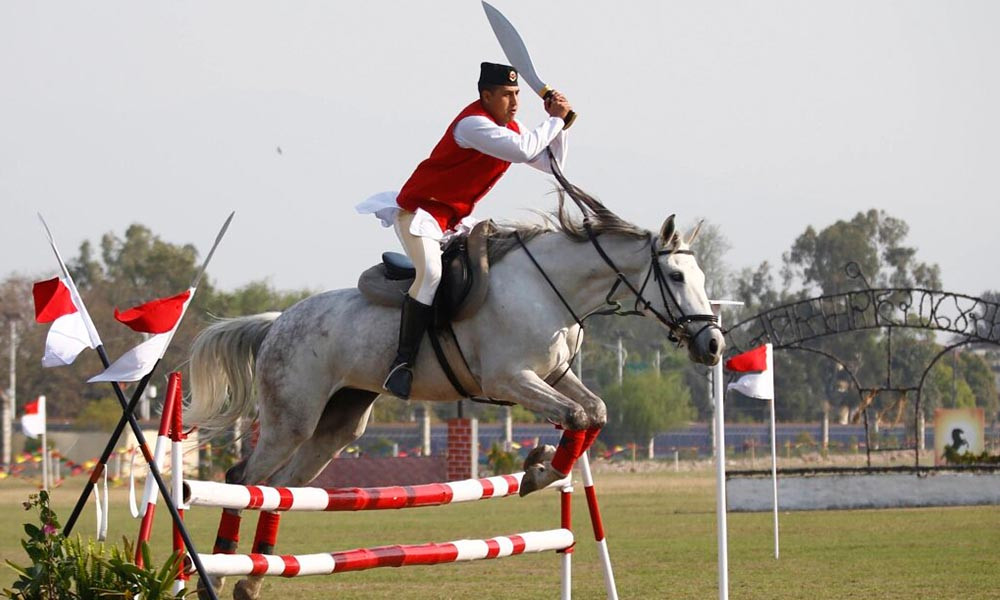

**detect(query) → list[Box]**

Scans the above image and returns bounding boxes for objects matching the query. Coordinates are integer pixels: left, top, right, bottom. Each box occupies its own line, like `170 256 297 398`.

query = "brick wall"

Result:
311 456 447 488
447 418 478 481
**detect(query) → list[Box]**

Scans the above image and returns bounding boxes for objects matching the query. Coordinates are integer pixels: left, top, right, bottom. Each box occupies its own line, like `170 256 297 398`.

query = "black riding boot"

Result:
383 295 433 399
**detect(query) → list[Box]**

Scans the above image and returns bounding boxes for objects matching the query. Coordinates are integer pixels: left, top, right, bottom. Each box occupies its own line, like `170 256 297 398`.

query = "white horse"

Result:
187 191 724 599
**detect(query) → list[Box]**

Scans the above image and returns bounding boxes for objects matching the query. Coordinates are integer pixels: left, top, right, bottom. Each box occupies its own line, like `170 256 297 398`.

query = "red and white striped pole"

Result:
135 372 182 566
559 481 574 599
193 529 575 578
169 372 189 594
579 451 618 600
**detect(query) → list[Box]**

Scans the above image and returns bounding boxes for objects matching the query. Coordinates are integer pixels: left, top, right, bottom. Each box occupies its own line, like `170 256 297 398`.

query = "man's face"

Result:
481 85 519 125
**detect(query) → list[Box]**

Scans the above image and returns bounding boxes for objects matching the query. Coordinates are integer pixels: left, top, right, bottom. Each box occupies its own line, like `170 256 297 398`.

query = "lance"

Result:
42 213 233 600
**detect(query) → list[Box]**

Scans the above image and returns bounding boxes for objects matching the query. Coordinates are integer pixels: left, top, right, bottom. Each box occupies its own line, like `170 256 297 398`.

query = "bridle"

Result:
514 150 720 350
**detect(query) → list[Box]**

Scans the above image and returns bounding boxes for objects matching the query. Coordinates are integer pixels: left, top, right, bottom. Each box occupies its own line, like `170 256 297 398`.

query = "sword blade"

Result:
482 1 548 97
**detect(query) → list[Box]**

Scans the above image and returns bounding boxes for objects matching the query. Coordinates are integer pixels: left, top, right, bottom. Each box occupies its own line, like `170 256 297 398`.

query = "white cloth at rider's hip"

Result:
356 113 569 304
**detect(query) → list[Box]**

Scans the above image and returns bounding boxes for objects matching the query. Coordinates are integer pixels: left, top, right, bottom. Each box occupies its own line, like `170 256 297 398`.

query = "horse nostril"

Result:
709 338 719 354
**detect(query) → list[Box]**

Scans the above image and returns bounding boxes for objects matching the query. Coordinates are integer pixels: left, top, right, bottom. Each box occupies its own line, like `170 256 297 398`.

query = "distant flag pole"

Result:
39 213 231 600
710 300 743 600
725 342 779 560
21 395 47 491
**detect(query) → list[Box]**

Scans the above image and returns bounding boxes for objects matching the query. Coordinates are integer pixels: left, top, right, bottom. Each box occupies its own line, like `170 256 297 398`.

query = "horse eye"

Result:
669 271 685 283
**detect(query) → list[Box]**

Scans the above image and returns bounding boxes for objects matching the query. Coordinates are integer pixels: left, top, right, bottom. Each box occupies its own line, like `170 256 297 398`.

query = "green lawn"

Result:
1 469 996 599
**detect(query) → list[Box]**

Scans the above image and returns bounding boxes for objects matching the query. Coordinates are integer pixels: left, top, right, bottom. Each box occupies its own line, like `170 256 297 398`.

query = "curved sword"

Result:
482 1 577 128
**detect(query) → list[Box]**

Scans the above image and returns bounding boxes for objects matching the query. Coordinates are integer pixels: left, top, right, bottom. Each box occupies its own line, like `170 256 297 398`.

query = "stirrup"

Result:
384 362 414 399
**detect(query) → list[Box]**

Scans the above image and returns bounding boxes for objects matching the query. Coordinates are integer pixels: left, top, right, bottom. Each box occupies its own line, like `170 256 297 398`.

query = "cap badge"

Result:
509 70 517 82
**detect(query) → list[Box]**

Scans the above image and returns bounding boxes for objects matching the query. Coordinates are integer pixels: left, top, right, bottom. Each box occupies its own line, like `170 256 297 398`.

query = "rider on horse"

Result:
358 61 573 399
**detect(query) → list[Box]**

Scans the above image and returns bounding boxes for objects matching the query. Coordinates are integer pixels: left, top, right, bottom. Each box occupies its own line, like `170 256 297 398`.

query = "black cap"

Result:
479 62 518 87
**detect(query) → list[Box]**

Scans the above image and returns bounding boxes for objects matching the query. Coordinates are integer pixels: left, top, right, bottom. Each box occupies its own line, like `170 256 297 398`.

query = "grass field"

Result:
1 468 997 599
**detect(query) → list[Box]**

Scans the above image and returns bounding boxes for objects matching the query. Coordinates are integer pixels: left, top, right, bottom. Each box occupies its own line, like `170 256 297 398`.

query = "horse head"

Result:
651 215 725 366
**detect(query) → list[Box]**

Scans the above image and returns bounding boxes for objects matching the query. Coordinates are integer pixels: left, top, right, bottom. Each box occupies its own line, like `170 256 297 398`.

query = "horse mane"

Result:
486 187 650 263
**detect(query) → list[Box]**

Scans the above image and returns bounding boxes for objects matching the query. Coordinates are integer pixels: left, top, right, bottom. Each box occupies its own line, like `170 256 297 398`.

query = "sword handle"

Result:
542 88 577 130
562 110 577 129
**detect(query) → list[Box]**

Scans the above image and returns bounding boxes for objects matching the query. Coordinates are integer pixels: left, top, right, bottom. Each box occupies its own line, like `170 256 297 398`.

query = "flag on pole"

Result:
33 278 98 367
21 396 46 439
725 343 774 400
114 289 192 334
88 289 195 383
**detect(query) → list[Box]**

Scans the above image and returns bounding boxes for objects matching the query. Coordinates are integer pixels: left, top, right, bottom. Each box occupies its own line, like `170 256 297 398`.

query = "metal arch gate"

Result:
723 262 1000 467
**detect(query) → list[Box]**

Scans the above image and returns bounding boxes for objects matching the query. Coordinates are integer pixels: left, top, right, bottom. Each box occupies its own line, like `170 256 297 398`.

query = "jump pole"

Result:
579 451 617 600
135 372 183 566
711 299 743 600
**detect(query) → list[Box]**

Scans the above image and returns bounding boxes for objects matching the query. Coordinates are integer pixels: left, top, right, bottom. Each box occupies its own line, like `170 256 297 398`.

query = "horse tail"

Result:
187 312 280 434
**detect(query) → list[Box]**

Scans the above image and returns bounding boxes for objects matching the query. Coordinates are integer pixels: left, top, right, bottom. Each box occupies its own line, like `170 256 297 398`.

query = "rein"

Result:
516 150 720 353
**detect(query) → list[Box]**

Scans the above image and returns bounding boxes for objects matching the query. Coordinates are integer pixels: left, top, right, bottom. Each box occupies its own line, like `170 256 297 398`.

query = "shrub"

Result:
2 491 185 599
486 443 519 475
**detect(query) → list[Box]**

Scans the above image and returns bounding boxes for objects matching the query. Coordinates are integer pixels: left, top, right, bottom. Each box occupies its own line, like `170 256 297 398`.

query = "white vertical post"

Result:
917 410 926 452
40 396 48 492
504 406 513 452
421 404 431 456
712 306 728 600
709 300 742 600
560 545 572 600
769 397 779 559
616 337 624 386
560 483 573 600
4 319 16 470
469 418 478 479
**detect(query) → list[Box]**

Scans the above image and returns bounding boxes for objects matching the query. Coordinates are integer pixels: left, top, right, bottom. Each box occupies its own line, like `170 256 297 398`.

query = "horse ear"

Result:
659 214 676 246
686 220 704 246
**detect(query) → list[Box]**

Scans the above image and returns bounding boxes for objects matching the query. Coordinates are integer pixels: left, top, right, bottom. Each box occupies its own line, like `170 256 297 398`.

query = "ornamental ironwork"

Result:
724 262 1000 467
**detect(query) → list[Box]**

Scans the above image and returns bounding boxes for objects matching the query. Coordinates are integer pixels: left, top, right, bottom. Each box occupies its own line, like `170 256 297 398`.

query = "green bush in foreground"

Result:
2 491 186 599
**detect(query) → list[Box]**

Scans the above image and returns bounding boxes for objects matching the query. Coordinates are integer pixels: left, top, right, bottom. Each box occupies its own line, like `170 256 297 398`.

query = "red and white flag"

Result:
725 343 774 400
33 278 99 367
21 396 46 439
88 289 194 383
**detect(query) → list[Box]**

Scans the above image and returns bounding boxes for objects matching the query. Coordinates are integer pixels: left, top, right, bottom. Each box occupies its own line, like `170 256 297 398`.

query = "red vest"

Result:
397 101 521 231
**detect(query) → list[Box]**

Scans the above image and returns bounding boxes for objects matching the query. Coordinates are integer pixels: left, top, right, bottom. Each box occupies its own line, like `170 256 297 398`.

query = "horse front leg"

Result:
487 370 594 496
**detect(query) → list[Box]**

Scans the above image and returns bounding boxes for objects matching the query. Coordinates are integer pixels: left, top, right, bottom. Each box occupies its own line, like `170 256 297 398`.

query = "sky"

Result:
2 1 998 298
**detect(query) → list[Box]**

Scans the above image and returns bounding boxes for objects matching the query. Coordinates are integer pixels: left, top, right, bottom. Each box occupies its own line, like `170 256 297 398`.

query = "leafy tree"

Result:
601 370 694 445
1 224 312 419
783 209 940 294
687 218 731 299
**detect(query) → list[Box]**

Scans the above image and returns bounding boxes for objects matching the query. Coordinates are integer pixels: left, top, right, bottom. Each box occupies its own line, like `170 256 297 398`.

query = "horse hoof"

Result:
519 462 565 497
522 444 556 470
233 578 261 600
197 577 224 600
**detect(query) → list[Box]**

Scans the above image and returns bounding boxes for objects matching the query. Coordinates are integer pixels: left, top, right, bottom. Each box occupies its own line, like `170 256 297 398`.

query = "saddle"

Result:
357 219 492 322
358 220 499 401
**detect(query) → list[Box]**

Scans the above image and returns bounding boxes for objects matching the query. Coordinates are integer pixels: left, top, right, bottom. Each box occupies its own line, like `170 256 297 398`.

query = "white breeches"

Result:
394 210 442 305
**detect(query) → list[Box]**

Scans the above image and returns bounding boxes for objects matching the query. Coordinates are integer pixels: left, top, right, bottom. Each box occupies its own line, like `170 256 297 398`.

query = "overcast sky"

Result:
2 1 998 298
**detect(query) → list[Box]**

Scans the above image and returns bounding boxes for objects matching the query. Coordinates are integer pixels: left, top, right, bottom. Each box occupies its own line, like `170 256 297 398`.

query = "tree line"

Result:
0 211 996 448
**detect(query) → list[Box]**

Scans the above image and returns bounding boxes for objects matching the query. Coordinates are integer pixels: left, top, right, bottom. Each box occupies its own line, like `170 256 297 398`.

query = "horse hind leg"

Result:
266 388 379 487
231 388 378 600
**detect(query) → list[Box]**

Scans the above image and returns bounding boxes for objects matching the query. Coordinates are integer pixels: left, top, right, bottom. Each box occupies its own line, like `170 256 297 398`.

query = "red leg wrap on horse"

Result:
551 428 588 474
213 510 241 554
583 426 602 450
252 511 281 555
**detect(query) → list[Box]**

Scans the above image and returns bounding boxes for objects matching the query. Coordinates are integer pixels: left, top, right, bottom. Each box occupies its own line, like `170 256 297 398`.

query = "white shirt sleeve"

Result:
453 115 567 169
